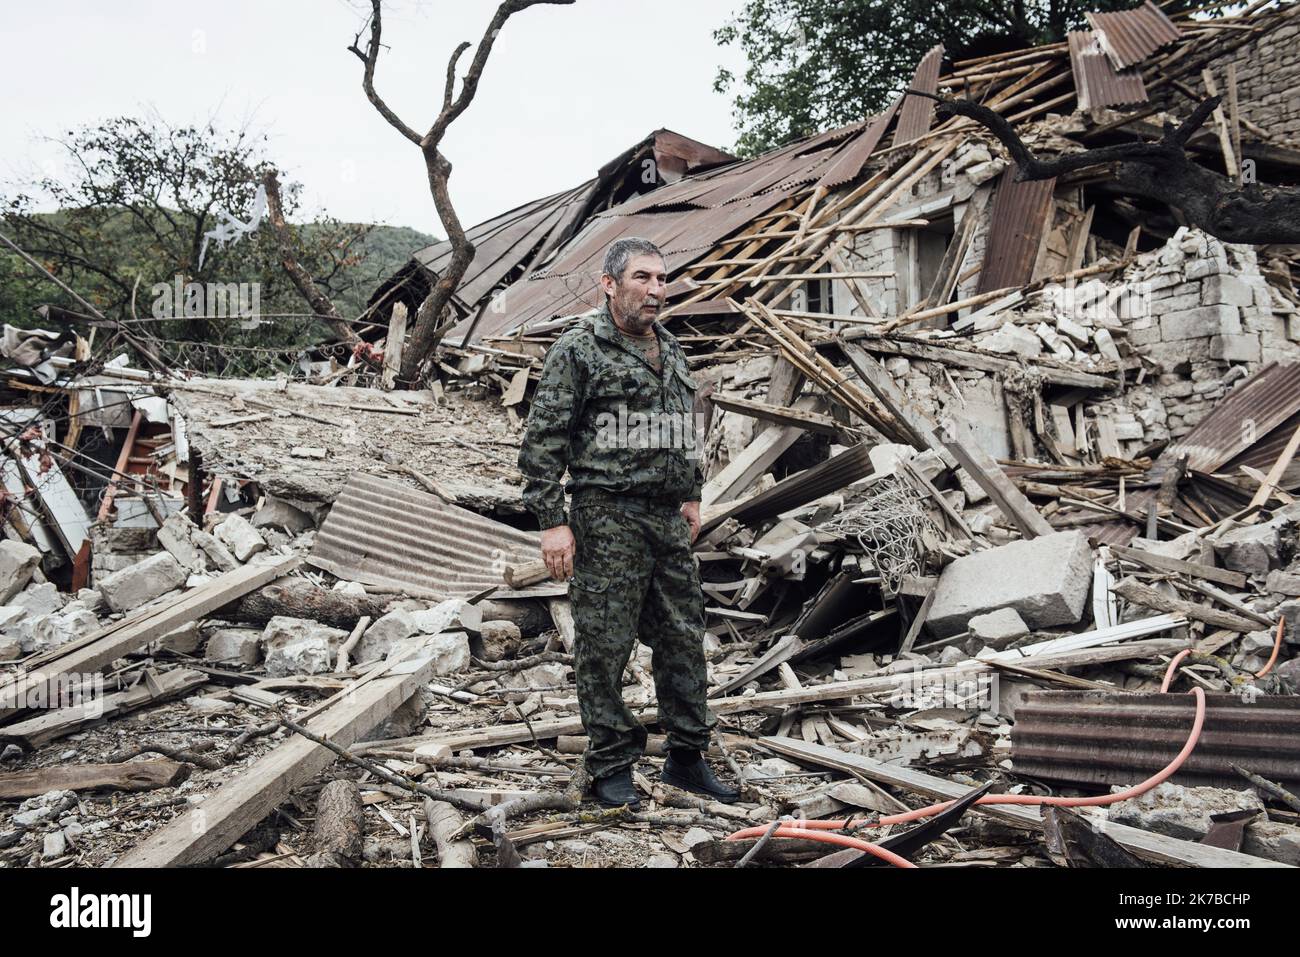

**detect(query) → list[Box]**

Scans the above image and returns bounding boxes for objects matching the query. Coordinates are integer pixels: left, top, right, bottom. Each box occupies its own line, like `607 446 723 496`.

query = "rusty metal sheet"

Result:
1164 361 1300 474
816 98 901 190
1086 1 1181 71
894 44 945 146
1227 409 1300 491
1011 691 1300 790
456 191 794 343
1068 30 1148 111
975 166 1057 294
307 472 559 600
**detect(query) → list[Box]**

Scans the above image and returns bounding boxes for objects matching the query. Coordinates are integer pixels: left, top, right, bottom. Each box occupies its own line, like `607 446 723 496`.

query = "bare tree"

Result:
262 169 358 345
910 90 1300 246
348 0 575 387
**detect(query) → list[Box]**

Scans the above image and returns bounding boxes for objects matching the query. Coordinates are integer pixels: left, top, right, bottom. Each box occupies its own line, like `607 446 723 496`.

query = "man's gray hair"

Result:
602 237 664 282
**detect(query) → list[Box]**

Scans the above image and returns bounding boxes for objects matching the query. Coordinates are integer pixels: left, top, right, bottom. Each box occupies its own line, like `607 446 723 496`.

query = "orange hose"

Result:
752 826 918 868
729 688 1206 847
1255 618 1285 678
1161 649 1192 692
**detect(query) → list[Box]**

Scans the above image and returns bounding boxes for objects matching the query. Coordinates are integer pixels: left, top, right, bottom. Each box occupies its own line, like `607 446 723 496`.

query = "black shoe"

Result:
661 751 741 804
592 768 642 808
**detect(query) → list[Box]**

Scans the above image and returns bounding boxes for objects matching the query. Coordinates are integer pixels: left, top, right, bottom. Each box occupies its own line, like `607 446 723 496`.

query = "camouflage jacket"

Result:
518 303 703 529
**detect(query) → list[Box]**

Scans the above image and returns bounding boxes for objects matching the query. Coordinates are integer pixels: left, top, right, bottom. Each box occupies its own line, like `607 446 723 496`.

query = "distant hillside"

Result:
307 223 440 318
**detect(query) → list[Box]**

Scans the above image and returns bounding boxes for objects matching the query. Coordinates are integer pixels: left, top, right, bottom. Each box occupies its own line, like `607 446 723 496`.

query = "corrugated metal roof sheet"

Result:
894 44 945 145
816 98 901 190
307 472 555 599
1085 1 1181 71
1164 361 1300 473
976 166 1057 293
1226 409 1300 491
1012 691 1300 790
1068 30 1148 111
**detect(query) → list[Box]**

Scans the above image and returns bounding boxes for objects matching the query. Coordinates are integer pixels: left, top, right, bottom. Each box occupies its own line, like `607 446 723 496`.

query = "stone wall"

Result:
1151 9 1300 145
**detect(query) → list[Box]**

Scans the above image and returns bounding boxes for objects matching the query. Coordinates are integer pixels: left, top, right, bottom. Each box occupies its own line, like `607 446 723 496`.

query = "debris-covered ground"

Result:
4 2 1300 869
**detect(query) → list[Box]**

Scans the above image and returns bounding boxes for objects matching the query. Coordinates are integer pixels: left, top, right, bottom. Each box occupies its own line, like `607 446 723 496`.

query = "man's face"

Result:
602 253 667 333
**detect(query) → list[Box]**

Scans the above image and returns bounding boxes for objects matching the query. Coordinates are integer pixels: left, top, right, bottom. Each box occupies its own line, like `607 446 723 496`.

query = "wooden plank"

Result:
898 589 936 656
0 759 189 799
1248 421 1300 508
701 425 801 507
934 426 1054 538
114 651 440 867
0 558 300 722
710 394 843 437
1110 544 1247 589
844 331 1111 390
381 303 407 390
760 736 1289 868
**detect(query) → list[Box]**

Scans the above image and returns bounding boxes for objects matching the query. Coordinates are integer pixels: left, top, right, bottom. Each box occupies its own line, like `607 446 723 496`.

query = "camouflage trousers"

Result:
568 498 715 780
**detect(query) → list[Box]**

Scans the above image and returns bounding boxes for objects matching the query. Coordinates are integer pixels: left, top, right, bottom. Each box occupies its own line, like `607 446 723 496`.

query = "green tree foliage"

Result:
714 0 1196 157
1 115 434 375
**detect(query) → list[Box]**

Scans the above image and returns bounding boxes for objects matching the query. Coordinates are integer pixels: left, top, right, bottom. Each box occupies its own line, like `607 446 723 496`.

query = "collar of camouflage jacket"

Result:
589 303 678 374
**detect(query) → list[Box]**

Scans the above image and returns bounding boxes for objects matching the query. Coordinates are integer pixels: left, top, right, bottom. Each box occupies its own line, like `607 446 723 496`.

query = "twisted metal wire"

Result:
820 473 938 593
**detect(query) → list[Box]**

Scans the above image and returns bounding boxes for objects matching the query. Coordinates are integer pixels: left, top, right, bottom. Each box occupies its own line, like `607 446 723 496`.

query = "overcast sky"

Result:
3 0 750 235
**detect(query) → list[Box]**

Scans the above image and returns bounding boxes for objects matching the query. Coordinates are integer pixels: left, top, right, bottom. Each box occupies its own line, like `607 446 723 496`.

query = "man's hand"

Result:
540 524 576 581
680 501 701 544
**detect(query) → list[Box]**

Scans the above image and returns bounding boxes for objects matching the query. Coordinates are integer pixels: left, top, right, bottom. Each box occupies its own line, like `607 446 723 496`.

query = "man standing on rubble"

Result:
518 237 740 808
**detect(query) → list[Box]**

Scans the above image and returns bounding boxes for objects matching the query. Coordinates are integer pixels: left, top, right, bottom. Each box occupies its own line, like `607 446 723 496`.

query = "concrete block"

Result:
215 514 266 562
967 608 1029 649
205 627 262 666
97 552 188 613
410 599 482 636
1159 305 1242 342
927 531 1093 636
1209 333 1261 362
356 610 419 665
265 636 333 677
1109 782 1264 841
0 540 41 605
1213 518 1295 576
157 512 206 573
1242 821 1300 866
13 583 65 617
1201 274 1254 307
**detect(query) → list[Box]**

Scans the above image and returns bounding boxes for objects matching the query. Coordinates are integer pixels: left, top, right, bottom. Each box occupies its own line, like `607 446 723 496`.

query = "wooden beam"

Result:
702 425 802 507
841 332 1112 390
1109 544 1247 589
935 426 1054 538
0 558 300 723
1248 421 1300 509
759 736 1288 868
709 394 844 437
114 651 440 867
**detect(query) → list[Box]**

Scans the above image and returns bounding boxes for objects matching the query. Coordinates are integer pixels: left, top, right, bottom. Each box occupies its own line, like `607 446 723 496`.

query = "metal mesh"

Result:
820 473 937 593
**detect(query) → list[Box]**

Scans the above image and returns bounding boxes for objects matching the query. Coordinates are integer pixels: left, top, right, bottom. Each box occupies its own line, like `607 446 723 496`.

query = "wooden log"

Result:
423 799 476 868
0 759 189 799
305 779 365 868
504 560 550 589
1111 578 1259 634
219 576 389 629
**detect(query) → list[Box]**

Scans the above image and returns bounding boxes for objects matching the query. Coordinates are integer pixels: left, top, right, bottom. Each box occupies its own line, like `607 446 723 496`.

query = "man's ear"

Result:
599 273 616 298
